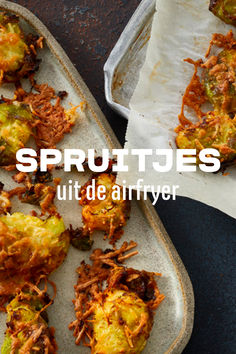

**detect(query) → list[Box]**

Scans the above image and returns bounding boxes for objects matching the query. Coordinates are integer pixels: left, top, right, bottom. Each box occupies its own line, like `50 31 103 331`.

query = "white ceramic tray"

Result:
0 1 194 353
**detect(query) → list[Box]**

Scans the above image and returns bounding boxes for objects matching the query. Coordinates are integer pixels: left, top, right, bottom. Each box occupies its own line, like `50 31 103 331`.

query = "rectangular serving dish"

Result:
104 0 155 119
0 1 194 353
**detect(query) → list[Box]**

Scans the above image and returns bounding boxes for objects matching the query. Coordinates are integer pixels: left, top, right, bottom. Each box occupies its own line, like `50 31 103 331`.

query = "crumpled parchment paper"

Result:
117 0 236 219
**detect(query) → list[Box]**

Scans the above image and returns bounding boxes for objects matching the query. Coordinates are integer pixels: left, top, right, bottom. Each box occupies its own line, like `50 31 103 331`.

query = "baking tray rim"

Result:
0 1 194 353
104 0 155 119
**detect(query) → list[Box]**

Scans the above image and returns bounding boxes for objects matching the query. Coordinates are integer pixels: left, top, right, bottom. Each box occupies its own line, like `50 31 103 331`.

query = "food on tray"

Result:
16 83 79 149
0 84 80 168
203 48 236 113
0 12 42 84
93 289 152 354
176 31 236 166
0 212 70 298
0 102 34 166
21 182 57 215
0 183 11 215
209 0 236 26
69 241 164 353
176 111 236 163
12 169 58 216
1 285 57 353
71 172 131 249
0 11 80 169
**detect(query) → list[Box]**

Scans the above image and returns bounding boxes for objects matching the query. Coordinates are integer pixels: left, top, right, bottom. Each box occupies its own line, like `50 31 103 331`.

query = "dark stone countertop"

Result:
11 1 236 353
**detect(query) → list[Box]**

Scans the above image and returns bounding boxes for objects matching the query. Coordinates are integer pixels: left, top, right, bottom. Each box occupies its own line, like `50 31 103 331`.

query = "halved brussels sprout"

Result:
0 102 34 166
0 12 41 83
176 111 236 164
0 212 70 295
70 242 164 353
1 291 57 353
78 173 131 245
93 289 152 354
203 49 236 113
209 0 236 26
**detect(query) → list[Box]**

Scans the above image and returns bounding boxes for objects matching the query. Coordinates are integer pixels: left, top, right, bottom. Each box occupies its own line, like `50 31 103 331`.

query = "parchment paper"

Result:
118 0 236 219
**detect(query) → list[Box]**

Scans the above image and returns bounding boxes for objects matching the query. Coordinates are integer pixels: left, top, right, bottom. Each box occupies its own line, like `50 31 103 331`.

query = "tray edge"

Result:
104 0 155 119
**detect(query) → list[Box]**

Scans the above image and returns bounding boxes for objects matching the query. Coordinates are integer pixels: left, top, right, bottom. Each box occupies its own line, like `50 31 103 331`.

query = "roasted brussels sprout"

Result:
79 173 131 245
0 102 34 166
176 111 236 164
0 12 42 83
176 32 236 166
203 48 236 113
93 289 152 354
209 0 236 26
0 212 70 296
1 290 57 353
69 242 164 353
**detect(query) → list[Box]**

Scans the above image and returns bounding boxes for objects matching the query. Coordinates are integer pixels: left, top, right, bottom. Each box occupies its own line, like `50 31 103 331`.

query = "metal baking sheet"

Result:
0 1 194 353
104 0 155 119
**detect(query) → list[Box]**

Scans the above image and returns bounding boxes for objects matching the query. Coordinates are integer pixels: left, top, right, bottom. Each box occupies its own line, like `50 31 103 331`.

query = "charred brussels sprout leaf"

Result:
204 49 236 113
0 102 34 166
20 183 57 215
31 167 53 184
209 0 236 26
176 111 236 164
69 226 94 251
